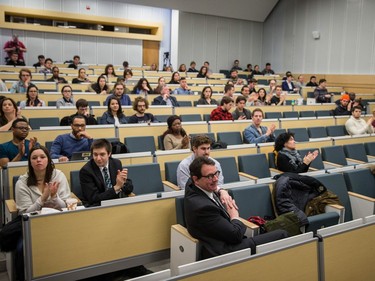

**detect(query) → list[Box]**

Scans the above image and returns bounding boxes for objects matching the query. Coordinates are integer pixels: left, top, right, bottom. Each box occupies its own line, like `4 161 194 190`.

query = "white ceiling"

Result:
118 0 280 22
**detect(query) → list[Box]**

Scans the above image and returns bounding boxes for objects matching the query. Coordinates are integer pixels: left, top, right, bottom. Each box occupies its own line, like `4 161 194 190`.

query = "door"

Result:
143 40 159 68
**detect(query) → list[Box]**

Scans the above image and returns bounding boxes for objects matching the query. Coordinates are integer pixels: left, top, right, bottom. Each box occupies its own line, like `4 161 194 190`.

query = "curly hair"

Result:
274 132 295 152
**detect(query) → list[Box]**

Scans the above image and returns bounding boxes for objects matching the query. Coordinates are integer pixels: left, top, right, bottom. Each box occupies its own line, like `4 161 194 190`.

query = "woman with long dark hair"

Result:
162 115 190 150
196 86 217 105
0 97 25 131
168 72 180 84
19 85 45 108
132 78 153 96
99 96 127 125
15 145 71 214
89 75 109 94
274 132 318 173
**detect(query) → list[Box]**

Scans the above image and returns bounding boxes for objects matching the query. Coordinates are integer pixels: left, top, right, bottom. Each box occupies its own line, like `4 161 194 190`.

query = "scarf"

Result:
279 148 303 169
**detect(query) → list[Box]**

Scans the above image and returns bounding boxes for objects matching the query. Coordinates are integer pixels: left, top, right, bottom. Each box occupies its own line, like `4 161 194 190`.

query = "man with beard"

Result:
128 96 158 123
0 118 37 167
50 115 93 162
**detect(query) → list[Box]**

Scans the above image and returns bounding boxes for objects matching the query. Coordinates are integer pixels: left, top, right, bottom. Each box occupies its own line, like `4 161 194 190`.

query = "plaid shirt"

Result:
210 107 233 121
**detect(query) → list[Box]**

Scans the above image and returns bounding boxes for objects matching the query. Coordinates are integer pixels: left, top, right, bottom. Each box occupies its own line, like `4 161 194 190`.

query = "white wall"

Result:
0 0 171 67
263 0 375 74
177 11 263 73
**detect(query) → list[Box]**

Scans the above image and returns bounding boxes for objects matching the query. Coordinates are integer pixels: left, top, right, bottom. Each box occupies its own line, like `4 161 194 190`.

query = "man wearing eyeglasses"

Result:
184 156 288 259
50 115 93 162
10 68 34 93
0 118 37 167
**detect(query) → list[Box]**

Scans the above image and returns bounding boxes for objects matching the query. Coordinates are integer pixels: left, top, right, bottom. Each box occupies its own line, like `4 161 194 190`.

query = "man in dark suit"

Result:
80 139 133 207
152 85 179 106
185 156 288 259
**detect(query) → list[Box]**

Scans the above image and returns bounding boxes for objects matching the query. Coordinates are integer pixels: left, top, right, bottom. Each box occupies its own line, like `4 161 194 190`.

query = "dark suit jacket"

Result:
184 182 252 259
80 157 133 207
152 95 179 107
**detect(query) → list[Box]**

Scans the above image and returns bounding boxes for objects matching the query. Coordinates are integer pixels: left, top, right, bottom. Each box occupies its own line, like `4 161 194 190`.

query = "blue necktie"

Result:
103 167 112 189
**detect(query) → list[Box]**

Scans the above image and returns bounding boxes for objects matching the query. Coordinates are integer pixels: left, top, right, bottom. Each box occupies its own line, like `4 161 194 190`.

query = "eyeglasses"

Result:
63 90 72 93
201 170 220 180
14 126 30 131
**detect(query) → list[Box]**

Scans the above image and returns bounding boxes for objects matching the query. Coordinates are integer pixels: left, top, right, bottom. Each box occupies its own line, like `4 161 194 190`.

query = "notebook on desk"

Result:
71 151 91 161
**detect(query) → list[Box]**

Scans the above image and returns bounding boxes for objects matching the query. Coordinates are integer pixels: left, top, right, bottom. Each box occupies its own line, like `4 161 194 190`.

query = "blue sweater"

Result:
50 133 93 160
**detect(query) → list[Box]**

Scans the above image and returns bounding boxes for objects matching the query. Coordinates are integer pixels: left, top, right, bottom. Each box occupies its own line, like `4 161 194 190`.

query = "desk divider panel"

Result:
333 135 374 146
280 118 335 129
21 108 77 119
166 239 319 281
24 197 177 279
319 223 375 281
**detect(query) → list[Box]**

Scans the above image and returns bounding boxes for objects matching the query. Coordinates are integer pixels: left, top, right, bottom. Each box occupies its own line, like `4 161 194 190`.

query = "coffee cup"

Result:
66 198 78 211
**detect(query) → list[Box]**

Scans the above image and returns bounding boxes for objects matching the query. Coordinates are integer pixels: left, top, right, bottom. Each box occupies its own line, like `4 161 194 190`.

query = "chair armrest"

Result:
171 224 199 243
348 191 375 219
325 204 345 223
323 161 343 168
163 181 180 191
367 155 375 162
238 172 257 181
5 199 18 223
269 168 282 176
346 158 366 165
237 217 259 237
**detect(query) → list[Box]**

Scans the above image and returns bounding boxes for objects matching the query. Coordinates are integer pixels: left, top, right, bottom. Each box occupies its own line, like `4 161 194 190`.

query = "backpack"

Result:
211 141 227 150
111 141 128 154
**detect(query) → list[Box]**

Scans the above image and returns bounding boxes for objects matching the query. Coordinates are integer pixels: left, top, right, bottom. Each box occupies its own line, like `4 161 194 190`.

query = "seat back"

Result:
364 142 375 156
165 161 180 185
299 111 315 118
181 114 202 122
231 184 275 219
175 196 186 226
157 135 164 150
268 152 276 169
314 173 352 222
189 133 215 144
343 143 368 162
315 110 331 117
45 141 53 152
203 114 211 122
326 125 347 137
70 170 84 200
238 154 271 178
125 163 164 195
288 128 309 142
283 111 299 118
178 101 192 107
29 117 60 129
48 101 57 106
215 156 240 183
274 128 286 139
265 112 282 119
154 114 171 123
321 145 348 166
216 131 243 145
297 148 325 170
124 136 156 153
308 127 328 138
343 169 375 198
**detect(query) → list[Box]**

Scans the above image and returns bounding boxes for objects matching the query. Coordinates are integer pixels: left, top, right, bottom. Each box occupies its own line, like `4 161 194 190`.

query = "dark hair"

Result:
351 105 362 112
38 55 45 59
75 98 88 109
235 95 246 104
45 58 53 64
310 75 316 80
104 64 117 77
178 64 186 72
266 63 271 66
189 156 215 179
106 96 125 118
319 79 326 85
224 84 234 93
169 72 180 84
73 55 80 60
220 96 233 106
241 85 249 93
191 135 212 149
0 98 18 123
179 77 186 82
61 85 72 95
251 108 264 118
113 82 125 92
90 138 112 154
71 115 86 124
52 66 59 73
133 78 152 93
12 118 28 128
25 84 41 107
27 145 55 186
123 69 133 78
201 86 213 99
92 75 108 93
258 88 267 101
162 115 187 139
123 61 129 68
133 96 149 111
198 66 207 77
190 61 196 66
274 132 295 152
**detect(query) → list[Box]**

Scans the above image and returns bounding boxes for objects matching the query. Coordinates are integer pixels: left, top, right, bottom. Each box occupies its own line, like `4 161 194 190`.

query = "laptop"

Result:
71 151 91 161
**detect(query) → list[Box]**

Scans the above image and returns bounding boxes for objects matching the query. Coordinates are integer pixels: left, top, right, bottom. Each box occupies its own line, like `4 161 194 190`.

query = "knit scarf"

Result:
279 148 303 169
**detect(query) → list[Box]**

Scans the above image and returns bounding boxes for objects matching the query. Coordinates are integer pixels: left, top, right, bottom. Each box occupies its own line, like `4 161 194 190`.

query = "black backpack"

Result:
111 141 128 154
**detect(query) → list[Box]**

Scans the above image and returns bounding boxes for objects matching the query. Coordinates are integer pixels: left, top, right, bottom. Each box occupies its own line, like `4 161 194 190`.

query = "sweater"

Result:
50 133 93 159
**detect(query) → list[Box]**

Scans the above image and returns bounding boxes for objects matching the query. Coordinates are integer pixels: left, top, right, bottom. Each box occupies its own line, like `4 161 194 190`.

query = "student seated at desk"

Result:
89 75 109 95
99 97 128 125
60 98 97 126
0 97 27 131
162 115 190 150
56 85 75 108
127 96 158 124
80 139 133 207
274 132 318 173
196 86 218 105
19 84 46 108
72 68 91 84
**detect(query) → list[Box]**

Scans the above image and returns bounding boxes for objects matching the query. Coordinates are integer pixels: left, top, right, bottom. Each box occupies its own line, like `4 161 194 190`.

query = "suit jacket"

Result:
184 181 252 259
80 157 133 207
152 95 179 107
